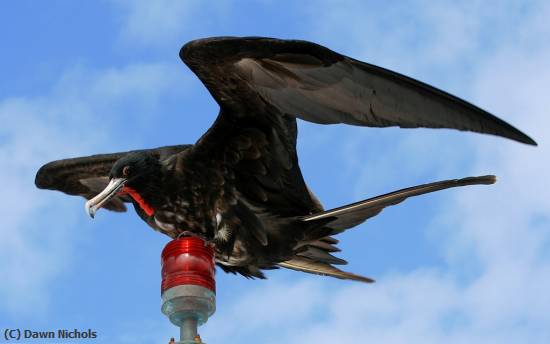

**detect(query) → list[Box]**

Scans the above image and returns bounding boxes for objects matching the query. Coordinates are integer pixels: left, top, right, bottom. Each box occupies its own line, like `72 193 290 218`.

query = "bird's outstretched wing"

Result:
180 36 536 145
35 145 191 212
279 175 495 283
301 175 497 233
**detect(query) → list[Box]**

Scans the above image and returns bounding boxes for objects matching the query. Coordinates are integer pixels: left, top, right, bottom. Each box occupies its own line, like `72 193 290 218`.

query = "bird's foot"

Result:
176 231 216 248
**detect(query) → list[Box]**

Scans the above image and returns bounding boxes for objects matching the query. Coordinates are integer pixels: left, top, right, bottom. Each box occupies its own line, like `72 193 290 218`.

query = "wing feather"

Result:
180 36 536 145
302 175 496 233
35 144 191 212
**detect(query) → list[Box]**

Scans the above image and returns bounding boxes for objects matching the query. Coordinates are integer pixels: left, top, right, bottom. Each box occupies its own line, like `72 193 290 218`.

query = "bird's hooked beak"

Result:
85 178 127 218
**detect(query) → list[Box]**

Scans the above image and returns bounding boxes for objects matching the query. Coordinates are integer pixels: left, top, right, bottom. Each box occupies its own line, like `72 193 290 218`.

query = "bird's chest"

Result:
152 196 214 237
145 163 231 239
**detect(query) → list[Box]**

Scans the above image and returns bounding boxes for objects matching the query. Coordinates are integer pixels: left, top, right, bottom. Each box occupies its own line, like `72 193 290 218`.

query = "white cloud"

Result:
111 0 227 47
114 0 197 45
0 61 182 315
207 279 324 339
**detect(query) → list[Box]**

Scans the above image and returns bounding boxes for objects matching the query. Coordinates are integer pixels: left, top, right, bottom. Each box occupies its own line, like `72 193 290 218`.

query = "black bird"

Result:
35 37 536 283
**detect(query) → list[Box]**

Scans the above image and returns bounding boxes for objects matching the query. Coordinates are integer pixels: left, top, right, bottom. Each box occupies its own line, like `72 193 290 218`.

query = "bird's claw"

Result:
176 231 214 248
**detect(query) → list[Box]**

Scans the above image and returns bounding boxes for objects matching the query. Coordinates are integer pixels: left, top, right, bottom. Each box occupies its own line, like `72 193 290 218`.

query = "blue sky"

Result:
1 0 549 343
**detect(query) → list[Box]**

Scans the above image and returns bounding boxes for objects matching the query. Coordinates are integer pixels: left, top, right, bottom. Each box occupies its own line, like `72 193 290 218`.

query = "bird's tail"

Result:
278 257 375 283
279 175 496 283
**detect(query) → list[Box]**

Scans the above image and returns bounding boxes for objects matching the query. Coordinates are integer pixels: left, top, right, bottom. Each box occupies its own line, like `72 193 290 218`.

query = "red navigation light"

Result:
161 237 216 293
161 237 216 343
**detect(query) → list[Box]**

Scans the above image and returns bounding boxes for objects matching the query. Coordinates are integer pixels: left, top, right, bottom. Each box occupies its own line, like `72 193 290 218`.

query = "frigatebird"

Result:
35 37 536 283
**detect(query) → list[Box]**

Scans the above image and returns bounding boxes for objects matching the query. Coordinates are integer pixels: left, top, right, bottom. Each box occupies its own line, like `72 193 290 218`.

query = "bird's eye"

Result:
122 165 130 177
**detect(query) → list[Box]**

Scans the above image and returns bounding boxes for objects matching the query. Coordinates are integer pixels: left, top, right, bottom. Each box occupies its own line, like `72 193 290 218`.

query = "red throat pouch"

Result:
121 186 155 217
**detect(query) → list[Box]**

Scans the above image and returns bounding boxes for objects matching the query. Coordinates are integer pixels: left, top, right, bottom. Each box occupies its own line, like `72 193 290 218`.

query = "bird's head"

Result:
85 151 162 218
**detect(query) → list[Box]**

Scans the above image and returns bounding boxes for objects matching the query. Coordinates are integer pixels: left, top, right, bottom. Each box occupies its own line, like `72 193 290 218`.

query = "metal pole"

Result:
180 318 198 343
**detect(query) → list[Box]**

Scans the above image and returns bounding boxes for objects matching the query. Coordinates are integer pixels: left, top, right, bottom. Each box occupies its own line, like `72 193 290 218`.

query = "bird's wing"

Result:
278 175 495 283
35 145 191 212
180 36 536 145
302 175 496 233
